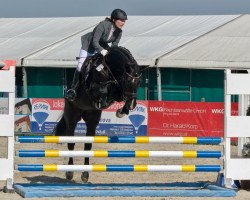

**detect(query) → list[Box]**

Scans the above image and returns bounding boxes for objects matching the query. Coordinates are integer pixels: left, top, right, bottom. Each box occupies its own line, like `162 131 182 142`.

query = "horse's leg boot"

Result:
65 70 81 101
98 86 108 108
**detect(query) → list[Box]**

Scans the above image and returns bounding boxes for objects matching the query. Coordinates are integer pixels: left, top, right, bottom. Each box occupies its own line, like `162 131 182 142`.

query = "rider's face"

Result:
114 19 126 29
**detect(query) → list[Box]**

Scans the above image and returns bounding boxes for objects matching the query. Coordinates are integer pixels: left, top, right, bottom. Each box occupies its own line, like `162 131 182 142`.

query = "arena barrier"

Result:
0 61 15 193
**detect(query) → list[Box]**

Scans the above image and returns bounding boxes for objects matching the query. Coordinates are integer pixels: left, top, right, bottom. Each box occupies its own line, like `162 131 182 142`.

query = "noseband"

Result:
123 72 141 98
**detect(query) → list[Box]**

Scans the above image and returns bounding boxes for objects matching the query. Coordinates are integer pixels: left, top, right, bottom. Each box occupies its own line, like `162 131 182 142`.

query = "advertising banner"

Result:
0 98 239 136
30 98 147 136
0 98 8 114
31 99 64 133
147 101 238 137
0 98 32 133
94 101 148 136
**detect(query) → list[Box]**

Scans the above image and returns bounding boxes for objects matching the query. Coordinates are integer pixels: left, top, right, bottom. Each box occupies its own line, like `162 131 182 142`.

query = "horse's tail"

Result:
53 115 66 136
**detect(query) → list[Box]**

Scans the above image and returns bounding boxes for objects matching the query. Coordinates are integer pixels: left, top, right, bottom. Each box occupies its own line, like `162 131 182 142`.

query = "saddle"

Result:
84 54 117 109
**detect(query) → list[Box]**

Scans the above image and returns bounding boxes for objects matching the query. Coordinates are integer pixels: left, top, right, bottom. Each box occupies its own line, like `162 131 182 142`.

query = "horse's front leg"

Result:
64 122 79 181
116 98 137 118
81 143 92 182
81 110 102 183
61 99 83 181
66 143 75 180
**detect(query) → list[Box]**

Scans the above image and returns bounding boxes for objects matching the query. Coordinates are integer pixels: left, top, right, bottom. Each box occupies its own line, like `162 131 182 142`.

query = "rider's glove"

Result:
100 49 108 56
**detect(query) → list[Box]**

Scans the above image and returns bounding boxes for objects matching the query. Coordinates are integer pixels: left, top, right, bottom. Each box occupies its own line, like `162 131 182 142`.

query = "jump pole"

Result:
17 136 223 144
16 164 222 172
17 150 222 158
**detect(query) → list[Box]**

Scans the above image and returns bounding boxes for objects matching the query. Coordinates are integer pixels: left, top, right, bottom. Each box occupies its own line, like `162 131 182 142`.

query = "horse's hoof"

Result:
81 172 89 183
66 171 74 180
116 109 126 118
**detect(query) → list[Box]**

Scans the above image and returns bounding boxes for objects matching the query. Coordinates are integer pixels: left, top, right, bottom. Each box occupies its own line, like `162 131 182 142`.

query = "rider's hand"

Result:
100 49 108 56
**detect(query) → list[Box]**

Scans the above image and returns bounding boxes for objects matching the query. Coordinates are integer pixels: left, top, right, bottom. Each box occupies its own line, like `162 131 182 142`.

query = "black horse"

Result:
54 46 145 182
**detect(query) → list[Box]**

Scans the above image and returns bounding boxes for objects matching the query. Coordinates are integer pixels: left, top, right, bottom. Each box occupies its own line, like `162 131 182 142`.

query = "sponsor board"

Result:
30 99 147 136
93 101 148 136
148 101 238 137
31 99 64 133
0 98 32 132
0 98 239 136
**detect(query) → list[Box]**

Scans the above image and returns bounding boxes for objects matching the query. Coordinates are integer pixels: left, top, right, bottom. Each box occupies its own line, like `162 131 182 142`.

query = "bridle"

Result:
123 72 141 98
102 55 119 86
103 54 141 99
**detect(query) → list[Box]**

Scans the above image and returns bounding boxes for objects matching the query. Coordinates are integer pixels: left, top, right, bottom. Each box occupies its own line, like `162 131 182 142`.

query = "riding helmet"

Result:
111 9 127 20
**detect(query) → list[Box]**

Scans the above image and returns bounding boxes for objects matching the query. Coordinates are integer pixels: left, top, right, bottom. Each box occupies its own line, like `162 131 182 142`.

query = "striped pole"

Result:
16 164 222 172
17 150 222 158
17 136 223 144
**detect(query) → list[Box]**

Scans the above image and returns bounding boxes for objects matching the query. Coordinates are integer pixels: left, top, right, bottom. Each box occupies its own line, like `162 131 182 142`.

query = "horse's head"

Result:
106 46 146 117
121 59 141 110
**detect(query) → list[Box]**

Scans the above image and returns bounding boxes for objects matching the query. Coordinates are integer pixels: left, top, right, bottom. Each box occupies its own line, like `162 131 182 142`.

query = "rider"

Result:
65 9 128 101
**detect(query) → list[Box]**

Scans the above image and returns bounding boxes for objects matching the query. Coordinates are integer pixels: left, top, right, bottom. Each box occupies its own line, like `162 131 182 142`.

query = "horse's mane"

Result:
112 46 137 64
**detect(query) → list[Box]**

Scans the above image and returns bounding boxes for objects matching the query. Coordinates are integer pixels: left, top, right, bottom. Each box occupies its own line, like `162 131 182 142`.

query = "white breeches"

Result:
76 49 95 72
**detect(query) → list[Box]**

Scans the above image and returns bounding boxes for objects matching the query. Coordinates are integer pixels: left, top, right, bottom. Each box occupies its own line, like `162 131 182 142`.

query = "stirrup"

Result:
65 89 76 101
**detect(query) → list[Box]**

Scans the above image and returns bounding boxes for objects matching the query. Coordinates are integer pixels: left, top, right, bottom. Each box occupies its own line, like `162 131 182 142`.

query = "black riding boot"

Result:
65 70 81 101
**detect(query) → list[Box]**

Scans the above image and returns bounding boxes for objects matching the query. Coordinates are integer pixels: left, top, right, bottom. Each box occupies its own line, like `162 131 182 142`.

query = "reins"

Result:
102 56 119 86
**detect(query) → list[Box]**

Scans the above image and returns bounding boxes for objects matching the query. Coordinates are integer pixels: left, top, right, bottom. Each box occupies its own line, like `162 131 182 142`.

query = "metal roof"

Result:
158 15 250 69
0 15 239 67
0 17 103 66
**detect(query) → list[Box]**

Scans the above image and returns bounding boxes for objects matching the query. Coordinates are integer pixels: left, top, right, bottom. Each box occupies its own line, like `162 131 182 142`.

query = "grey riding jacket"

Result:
81 19 122 53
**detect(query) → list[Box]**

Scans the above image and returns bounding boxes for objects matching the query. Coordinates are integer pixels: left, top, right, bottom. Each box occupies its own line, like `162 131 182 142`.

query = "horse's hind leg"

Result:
65 118 81 180
63 102 82 180
66 143 75 180
81 142 92 182
81 110 102 182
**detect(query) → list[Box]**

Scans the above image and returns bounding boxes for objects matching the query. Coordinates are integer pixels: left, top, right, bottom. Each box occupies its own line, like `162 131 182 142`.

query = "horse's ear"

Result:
139 65 149 72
